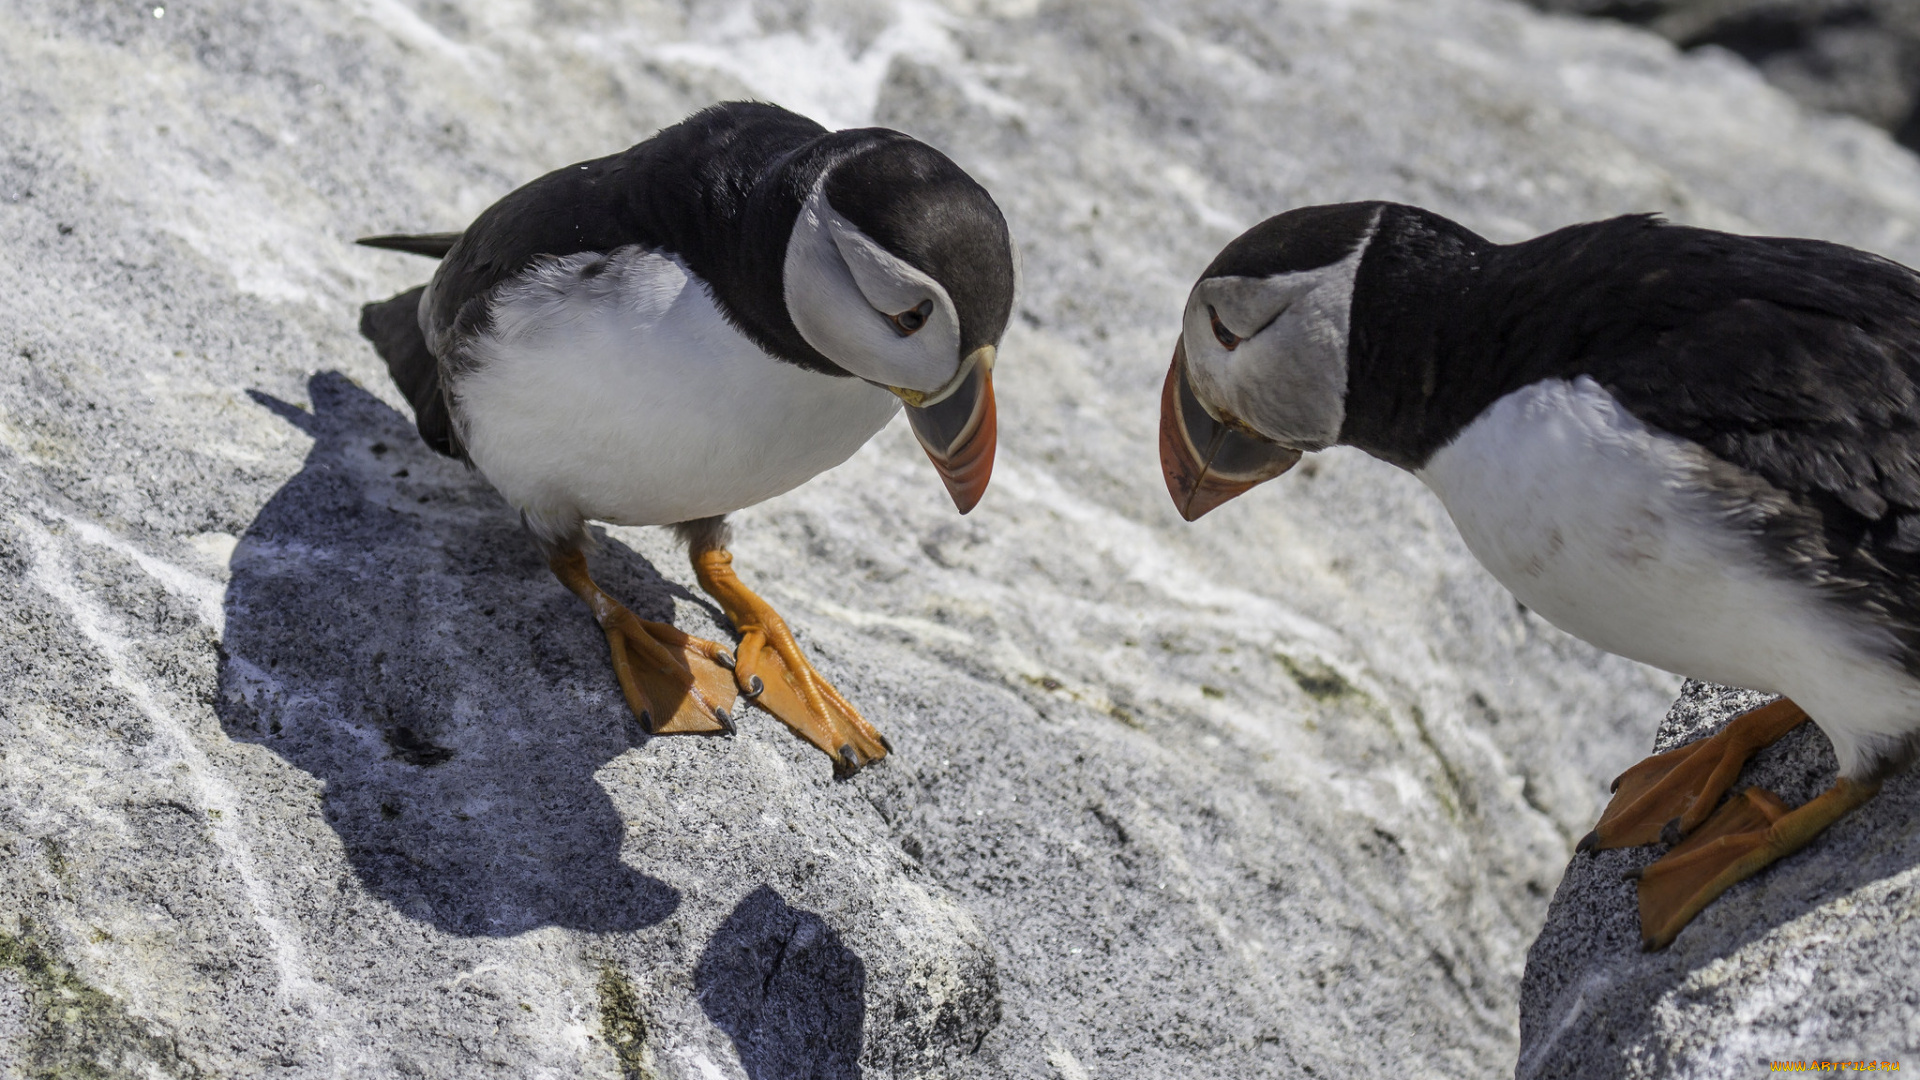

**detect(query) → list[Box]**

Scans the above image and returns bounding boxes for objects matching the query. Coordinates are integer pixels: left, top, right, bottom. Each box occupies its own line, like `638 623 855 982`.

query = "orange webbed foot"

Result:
1580 697 1808 853
694 547 889 776
1630 777 1879 950
550 548 736 736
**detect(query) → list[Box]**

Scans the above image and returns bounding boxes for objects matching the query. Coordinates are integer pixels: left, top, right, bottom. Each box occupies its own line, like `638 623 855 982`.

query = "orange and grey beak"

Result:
902 345 997 514
1159 336 1301 521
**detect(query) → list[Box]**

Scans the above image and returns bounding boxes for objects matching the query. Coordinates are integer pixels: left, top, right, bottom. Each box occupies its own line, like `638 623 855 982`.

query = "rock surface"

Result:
2 1 1920 1077
1519 682 1920 1077
1527 0 1920 150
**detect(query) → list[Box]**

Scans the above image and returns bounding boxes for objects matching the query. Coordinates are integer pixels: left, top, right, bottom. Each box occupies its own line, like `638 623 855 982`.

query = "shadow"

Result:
696 886 866 1080
217 371 681 935
1517 680 1920 1076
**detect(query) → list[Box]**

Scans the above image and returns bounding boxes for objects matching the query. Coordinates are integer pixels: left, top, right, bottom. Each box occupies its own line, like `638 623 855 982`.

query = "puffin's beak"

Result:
904 345 997 514
1159 336 1302 521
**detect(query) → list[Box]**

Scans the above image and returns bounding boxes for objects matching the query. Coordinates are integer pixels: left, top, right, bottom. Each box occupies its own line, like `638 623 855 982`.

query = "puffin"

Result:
357 102 1012 776
1158 201 1920 949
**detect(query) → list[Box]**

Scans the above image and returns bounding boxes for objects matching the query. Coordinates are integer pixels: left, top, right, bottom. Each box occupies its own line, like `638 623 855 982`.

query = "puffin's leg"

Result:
1630 776 1879 950
1579 697 1809 852
678 517 889 776
548 545 738 735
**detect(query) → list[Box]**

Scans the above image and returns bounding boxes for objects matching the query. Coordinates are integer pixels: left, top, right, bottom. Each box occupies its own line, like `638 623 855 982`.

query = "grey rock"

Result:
3 0 1920 1077
1519 682 1920 1076
1527 0 1920 149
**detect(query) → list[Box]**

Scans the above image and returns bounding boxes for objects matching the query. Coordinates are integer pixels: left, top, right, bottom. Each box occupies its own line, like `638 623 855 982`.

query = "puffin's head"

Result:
785 138 1015 514
1160 202 1382 521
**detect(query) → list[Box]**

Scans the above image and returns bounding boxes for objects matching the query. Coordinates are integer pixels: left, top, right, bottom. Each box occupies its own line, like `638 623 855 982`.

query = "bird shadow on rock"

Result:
696 885 867 1080
1518 681 1920 1078
216 370 696 936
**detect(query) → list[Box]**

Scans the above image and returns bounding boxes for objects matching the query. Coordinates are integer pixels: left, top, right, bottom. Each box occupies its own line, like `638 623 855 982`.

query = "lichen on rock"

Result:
0 920 198 1079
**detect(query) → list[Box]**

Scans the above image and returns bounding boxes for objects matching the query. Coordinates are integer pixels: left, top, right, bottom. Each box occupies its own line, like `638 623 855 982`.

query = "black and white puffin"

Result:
357 102 1012 776
1159 201 1920 948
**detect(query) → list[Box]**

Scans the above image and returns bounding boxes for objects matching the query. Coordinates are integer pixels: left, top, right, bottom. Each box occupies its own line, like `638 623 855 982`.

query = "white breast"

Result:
449 247 900 531
1417 376 1920 777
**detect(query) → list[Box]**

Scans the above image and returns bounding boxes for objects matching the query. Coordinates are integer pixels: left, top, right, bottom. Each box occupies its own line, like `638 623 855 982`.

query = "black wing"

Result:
1586 226 1920 659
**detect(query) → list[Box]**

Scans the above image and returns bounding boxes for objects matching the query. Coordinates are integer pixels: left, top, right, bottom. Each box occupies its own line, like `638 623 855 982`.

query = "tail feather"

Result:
357 232 463 259
358 286 463 458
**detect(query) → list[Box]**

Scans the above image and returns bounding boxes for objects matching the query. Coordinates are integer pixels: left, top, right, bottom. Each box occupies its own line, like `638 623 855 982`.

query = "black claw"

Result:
1620 867 1644 882
716 708 736 736
1576 830 1600 855
838 742 858 768
1610 775 1622 794
638 710 652 730
744 674 765 699
1659 818 1684 847
878 733 893 754
716 651 736 671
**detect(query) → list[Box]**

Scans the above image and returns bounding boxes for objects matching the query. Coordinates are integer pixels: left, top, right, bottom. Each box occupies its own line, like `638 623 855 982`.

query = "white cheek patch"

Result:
1201 275 1297 342
1181 245 1362 450
826 216 957 331
783 184 961 393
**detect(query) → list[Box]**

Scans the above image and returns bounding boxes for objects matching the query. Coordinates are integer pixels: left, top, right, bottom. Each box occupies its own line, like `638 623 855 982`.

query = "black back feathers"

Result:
433 105 829 367
1335 206 1920 489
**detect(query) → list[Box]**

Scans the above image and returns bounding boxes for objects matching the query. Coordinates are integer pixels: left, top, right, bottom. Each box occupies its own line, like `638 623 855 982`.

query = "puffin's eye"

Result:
889 299 935 337
1207 305 1242 351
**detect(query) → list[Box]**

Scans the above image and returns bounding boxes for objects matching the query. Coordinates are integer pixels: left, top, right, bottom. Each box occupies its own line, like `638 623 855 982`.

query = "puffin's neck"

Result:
1337 204 1493 471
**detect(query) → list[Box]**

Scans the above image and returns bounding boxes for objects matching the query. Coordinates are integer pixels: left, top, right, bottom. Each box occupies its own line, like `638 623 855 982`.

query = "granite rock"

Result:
3 0 1920 1077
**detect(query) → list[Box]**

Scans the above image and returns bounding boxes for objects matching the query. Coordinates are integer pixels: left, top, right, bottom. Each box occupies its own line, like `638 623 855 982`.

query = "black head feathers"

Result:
824 138 1015 357
1200 202 1384 281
